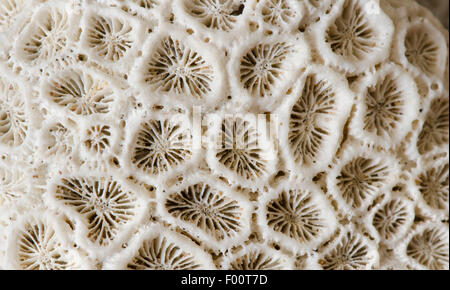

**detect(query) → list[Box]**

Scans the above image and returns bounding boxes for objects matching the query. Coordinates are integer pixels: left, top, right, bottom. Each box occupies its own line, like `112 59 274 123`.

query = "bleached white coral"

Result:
40 67 116 118
313 0 394 73
253 0 304 31
416 96 449 155
80 6 145 73
257 181 337 252
221 243 294 270
393 16 448 80
351 63 420 147
34 118 78 167
327 146 401 214
397 222 449 270
124 112 195 180
0 0 448 271
318 226 379 270
132 26 225 108
5 211 91 270
12 2 78 74
45 173 147 258
278 64 353 177
368 193 415 247
181 0 242 32
206 114 277 189
85 15 132 62
236 37 308 99
146 38 213 98
132 0 158 9
0 160 30 205
54 176 137 245
157 174 252 251
0 77 28 147
412 154 449 220
104 224 215 269
228 33 310 108
83 124 111 154
241 42 292 97
0 0 31 34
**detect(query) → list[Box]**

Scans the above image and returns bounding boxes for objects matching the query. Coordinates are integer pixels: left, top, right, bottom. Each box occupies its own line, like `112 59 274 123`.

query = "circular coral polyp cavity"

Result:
182 0 241 32
53 176 137 246
398 223 449 270
371 196 414 245
206 114 277 189
351 63 420 148
396 18 448 79
86 15 133 62
279 64 353 177
157 174 252 251
140 35 216 99
318 226 379 270
327 146 400 214
416 96 449 155
104 224 215 270
314 0 394 73
413 154 449 220
12 2 78 75
0 78 28 147
257 181 337 252
41 68 115 116
45 173 147 259
6 212 90 270
131 118 192 175
221 243 294 270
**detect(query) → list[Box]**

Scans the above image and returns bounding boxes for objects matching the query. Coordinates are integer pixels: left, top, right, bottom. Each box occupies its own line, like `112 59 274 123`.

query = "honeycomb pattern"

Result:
0 0 448 270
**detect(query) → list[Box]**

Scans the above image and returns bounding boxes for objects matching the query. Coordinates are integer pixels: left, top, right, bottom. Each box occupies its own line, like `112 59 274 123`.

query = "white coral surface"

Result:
0 0 448 270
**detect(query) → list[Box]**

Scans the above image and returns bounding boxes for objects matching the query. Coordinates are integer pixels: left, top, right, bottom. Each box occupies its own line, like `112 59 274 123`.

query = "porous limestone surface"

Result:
0 0 448 270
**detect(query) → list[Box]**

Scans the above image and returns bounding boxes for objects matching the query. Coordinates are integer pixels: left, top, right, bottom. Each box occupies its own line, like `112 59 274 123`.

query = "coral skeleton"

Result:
0 0 448 270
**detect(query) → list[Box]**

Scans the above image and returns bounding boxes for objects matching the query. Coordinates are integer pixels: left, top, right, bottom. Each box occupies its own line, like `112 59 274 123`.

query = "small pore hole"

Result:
77 54 87 61
231 4 244 16
249 21 259 31
110 157 120 167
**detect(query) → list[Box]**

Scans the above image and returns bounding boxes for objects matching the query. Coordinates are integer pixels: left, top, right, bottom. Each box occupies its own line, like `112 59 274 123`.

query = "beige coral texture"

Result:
0 0 448 270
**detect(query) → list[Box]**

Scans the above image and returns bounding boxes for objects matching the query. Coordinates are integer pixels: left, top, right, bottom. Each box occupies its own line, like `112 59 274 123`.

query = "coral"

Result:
319 229 378 270
43 69 114 116
141 36 215 99
131 119 192 175
164 183 242 240
240 41 293 97
222 244 293 270
52 176 137 246
182 0 241 31
85 14 134 62
0 0 448 271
